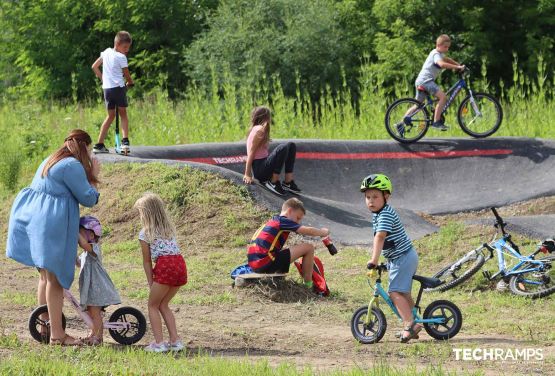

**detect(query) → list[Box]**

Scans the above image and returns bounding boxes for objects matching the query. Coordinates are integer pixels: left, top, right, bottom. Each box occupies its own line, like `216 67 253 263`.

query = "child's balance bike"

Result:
28 289 147 345
351 264 462 343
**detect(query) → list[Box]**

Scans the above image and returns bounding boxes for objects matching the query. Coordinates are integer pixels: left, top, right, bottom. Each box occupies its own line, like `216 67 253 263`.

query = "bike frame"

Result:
63 289 130 331
485 235 549 283
365 273 445 326
410 72 482 125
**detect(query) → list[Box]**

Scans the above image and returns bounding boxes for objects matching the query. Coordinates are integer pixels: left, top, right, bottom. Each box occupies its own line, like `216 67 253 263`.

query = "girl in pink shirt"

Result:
243 106 301 195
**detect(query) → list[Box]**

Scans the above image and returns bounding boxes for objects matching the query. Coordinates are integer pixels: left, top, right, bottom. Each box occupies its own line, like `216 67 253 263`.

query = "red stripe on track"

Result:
176 149 512 165
297 149 513 160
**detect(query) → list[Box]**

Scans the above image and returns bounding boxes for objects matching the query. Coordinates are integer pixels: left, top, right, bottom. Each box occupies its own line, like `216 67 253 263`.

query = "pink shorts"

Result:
153 255 187 286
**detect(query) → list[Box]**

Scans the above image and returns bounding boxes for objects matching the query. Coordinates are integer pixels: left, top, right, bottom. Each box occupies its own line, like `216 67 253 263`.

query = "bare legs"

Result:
148 283 181 344
289 243 315 282
97 109 116 144
97 107 129 144
87 306 103 339
434 90 446 122
390 291 421 339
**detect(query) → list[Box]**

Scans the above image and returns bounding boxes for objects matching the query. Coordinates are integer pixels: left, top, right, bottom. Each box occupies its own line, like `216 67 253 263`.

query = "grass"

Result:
1 163 554 375
0 336 473 376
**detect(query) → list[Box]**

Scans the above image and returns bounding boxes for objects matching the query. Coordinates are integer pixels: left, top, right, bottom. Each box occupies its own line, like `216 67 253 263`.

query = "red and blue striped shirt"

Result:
247 215 301 269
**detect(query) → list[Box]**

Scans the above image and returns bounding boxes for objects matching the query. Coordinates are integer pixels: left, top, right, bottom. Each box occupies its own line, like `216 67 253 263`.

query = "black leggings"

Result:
252 142 296 183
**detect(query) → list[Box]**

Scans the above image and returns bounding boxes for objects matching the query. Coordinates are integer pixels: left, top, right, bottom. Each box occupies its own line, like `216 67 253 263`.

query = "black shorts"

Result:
104 87 128 109
254 249 291 273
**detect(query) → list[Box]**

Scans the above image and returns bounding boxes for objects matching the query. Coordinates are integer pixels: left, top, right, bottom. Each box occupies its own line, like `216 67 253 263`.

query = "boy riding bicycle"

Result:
403 34 465 133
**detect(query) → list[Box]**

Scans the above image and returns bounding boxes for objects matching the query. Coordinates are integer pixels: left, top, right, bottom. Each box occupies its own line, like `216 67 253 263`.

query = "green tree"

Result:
186 0 352 99
0 0 216 100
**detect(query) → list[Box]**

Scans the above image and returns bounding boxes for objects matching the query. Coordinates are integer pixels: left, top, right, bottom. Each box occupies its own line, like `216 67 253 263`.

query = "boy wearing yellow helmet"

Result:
360 174 421 343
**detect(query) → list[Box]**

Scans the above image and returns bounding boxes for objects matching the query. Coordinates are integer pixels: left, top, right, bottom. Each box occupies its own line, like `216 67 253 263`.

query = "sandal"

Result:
50 334 82 346
400 322 423 343
81 335 103 346
395 331 419 340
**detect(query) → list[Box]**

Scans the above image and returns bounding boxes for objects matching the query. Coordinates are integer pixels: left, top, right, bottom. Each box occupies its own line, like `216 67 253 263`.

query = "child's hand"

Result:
457 65 466 72
320 228 330 237
367 261 377 270
243 174 253 184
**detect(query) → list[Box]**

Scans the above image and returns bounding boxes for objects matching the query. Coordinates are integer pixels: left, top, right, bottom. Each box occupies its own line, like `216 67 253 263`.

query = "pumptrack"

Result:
103 137 555 245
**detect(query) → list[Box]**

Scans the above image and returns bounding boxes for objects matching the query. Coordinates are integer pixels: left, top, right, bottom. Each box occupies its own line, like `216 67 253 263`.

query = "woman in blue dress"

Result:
6 129 100 345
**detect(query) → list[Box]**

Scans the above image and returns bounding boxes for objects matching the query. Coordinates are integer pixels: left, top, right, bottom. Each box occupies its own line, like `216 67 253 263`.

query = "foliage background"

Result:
1 0 553 100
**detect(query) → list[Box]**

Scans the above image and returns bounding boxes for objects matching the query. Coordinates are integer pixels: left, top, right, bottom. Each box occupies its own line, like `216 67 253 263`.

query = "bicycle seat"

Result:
416 85 428 93
412 275 443 288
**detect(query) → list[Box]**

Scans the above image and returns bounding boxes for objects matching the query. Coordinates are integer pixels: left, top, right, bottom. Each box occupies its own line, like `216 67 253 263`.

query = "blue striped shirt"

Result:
372 204 413 260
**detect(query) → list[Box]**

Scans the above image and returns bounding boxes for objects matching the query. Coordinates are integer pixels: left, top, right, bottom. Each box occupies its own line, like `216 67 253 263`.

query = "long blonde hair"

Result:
134 193 176 242
247 106 271 145
42 129 98 185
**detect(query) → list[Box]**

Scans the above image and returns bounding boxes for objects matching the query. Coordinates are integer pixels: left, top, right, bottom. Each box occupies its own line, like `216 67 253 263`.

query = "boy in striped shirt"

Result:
361 174 421 343
247 198 329 288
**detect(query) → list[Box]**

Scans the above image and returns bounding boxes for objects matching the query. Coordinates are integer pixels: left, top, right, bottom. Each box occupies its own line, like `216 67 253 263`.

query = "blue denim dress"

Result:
6 157 99 289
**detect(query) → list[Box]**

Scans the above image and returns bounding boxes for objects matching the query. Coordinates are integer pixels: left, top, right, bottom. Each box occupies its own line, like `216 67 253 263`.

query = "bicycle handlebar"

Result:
491 207 521 253
490 207 507 234
367 263 388 271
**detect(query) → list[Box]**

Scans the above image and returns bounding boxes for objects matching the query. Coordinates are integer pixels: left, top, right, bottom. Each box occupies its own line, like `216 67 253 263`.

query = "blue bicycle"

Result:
426 208 555 299
350 264 462 344
385 68 503 143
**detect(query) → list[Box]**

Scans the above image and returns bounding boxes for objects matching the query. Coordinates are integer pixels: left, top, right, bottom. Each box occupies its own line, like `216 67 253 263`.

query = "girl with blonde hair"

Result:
134 193 187 352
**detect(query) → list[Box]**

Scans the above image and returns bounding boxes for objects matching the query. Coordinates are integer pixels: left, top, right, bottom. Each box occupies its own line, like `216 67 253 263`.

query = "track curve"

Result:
99 137 555 245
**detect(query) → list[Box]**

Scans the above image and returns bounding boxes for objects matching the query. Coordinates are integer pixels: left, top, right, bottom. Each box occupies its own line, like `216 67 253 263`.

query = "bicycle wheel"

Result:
28 305 67 344
108 306 147 345
385 98 430 143
425 252 486 292
508 258 555 299
350 306 387 344
422 300 462 340
457 93 503 138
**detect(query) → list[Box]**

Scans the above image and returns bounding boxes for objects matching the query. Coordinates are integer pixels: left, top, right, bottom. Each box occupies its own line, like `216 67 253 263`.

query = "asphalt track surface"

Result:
101 137 555 245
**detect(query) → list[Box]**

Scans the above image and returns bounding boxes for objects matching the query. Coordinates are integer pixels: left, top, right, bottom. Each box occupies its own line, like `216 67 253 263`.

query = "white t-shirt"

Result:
100 48 128 89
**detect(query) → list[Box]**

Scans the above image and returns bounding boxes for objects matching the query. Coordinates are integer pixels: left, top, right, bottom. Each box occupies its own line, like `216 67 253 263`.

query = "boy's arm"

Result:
443 56 460 65
91 57 103 81
78 233 93 253
437 58 464 71
368 231 386 266
296 226 329 238
123 67 134 87
140 240 153 286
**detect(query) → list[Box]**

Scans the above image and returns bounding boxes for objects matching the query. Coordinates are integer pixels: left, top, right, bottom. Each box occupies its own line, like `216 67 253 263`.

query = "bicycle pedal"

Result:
482 270 492 280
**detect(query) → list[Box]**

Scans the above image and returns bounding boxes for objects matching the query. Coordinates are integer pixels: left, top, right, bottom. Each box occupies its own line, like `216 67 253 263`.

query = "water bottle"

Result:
322 236 338 256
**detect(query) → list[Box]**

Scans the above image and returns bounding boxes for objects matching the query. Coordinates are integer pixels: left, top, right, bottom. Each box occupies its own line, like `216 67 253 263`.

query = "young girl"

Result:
243 106 301 195
78 215 121 345
134 193 187 353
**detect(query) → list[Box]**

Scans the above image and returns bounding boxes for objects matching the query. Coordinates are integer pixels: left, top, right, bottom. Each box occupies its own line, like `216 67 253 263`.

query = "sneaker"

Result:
121 138 130 153
168 340 184 352
396 122 405 138
92 143 109 154
282 180 302 193
431 121 448 131
144 341 169 353
403 116 413 126
264 180 285 195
